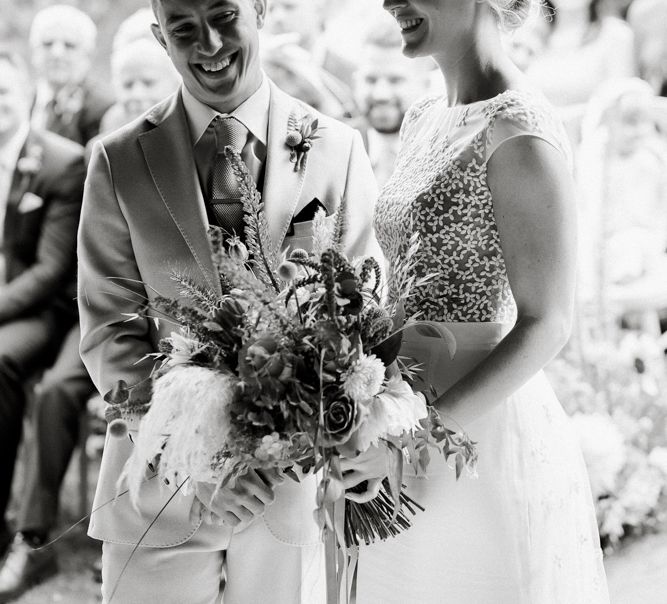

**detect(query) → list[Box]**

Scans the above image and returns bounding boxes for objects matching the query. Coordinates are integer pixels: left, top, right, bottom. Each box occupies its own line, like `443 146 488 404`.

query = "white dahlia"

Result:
342 354 386 402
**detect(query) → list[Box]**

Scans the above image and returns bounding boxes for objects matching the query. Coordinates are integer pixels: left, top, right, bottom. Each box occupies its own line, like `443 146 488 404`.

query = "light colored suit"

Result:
78 80 380 602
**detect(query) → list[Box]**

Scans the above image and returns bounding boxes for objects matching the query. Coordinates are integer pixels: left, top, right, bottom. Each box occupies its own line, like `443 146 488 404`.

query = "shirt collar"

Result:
0 124 30 173
182 75 270 147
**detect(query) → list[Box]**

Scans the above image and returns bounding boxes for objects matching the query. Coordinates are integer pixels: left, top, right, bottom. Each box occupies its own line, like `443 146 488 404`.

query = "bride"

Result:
342 0 610 602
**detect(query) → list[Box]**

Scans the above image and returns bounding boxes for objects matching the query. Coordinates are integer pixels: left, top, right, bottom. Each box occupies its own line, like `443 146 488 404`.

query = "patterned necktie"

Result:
210 116 248 241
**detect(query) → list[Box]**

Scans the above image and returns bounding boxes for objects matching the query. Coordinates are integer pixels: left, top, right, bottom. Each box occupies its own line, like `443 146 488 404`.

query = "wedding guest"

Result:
77 0 380 601
503 9 550 71
29 5 113 146
262 0 360 119
98 37 181 135
111 7 156 51
342 0 609 601
525 0 635 141
0 325 98 601
577 78 667 333
265 0 356 88
627 0 667 96
0 49 85 571
354 16 434 187
260 41 356 120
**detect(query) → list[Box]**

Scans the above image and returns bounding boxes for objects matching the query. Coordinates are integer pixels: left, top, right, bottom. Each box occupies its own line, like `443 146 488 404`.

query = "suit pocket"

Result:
89 430 203 548
262 473 320 546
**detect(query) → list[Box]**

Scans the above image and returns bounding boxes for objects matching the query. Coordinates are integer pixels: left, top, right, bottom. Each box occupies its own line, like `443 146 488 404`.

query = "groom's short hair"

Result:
150 0 254 14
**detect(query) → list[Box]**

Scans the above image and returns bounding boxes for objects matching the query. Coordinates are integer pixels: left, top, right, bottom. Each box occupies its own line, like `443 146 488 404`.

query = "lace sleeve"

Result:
399 95 439 145
484 92 572 167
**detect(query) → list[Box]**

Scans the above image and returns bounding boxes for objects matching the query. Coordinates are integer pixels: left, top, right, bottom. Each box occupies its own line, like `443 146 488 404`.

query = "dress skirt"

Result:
356 322 609 604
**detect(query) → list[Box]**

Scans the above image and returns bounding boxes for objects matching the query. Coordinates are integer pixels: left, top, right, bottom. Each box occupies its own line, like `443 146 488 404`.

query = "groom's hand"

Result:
193 469 284 527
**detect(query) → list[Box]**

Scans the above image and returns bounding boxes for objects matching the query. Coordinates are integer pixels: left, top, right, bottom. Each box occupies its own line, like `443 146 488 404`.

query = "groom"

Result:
77 0 380 602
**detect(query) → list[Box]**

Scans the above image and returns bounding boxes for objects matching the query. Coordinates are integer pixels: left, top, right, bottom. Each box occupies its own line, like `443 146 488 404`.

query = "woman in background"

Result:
525 0 635 141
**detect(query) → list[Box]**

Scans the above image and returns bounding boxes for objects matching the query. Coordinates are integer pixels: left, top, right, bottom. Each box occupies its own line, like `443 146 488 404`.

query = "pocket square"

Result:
17 192 44 214
287 198 327 236
293 198 327 224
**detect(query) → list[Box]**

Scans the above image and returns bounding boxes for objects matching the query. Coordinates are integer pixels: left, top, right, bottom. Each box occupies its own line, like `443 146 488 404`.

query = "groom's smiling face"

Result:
151 0 266 113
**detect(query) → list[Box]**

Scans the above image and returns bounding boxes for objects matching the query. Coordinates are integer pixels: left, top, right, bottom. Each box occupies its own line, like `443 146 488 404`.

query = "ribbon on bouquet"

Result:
324 496 358 604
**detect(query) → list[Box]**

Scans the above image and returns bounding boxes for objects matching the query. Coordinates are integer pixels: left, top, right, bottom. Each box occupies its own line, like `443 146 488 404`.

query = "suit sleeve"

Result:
0 148 85 322
342 129 385 264
77 141 155 403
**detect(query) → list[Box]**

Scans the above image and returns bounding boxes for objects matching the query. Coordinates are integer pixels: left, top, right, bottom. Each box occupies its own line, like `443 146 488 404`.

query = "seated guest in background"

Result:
29 4 112 146
0 323 98 601
111 7 156 51
353 18 434 187
262 0 358 119
627 0 667 97
98 37 181 136
260 41 354 120
524 0 635 143
577 78 667 334
265 0 355 87
0 50 85 569
503 9 550 72
99 10 181 135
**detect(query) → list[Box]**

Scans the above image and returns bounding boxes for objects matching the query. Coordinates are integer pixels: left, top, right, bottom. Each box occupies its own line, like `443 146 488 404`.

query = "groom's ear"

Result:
151 23 167 50
253 0 267 28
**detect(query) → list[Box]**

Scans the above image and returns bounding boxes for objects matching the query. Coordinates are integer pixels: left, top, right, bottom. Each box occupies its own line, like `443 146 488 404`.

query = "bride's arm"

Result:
434 135 577 426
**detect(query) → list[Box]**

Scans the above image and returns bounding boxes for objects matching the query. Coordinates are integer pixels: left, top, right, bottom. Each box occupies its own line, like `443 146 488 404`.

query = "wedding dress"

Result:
357 90 609 603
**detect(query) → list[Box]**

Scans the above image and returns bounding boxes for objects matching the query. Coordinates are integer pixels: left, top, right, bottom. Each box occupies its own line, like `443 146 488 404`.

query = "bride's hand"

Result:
192 468 284 527
340 445 388 504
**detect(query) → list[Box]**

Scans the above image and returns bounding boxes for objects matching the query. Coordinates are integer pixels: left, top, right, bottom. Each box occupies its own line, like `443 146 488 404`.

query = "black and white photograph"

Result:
0 0 665 602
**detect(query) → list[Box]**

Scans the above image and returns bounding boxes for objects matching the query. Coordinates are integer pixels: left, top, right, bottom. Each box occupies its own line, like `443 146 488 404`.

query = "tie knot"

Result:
213 116 247 153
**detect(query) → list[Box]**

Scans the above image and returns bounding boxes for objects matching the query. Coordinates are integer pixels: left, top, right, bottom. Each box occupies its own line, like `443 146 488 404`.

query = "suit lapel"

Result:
139 93 220 294
262 82 309 250
4 132 37 245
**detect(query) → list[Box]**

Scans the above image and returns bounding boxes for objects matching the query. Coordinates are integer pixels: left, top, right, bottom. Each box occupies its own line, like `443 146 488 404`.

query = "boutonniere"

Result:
17 144 43 177
285 113 323 172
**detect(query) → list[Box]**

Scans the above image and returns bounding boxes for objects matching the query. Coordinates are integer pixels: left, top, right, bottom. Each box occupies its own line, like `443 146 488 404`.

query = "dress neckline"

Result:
442 88 532 111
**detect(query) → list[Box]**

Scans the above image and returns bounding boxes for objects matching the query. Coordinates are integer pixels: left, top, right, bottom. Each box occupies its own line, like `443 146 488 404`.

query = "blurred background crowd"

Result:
0 0 666 601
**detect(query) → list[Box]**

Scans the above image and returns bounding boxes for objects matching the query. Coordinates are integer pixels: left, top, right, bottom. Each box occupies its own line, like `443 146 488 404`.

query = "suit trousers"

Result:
101 515 326 604
0 311 66 535
17 324 96 534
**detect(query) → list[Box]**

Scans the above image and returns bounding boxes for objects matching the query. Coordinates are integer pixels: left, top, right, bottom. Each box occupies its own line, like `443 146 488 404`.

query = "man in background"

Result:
0 50 85 601
29 4 112 146
97 8 182 136
263 0 358 119
354 20 435 187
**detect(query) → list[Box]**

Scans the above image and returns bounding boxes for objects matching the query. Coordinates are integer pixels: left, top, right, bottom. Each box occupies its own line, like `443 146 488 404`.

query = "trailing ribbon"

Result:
325 495 357 604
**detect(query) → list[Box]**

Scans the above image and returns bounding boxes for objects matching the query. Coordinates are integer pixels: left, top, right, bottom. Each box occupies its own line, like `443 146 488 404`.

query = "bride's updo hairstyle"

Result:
485 0 534 30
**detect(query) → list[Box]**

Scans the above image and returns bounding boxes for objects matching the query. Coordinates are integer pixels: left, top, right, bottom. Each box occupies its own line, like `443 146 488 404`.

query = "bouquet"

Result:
104 147 477 602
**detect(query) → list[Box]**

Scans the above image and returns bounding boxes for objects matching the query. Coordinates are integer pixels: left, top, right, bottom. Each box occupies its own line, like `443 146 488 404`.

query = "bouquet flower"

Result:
104 147 477 601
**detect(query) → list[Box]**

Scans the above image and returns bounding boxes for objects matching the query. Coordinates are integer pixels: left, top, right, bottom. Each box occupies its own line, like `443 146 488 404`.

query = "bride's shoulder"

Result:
483 89 558 129
482 89 571 162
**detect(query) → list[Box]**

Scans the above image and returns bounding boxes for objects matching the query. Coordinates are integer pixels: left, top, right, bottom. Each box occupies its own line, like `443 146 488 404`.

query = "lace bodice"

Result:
375 89 570 323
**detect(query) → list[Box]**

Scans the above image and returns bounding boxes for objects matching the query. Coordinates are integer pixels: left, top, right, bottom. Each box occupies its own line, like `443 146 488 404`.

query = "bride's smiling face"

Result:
382 0 475 58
